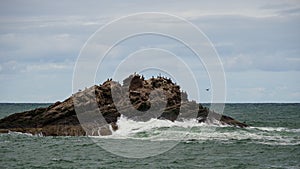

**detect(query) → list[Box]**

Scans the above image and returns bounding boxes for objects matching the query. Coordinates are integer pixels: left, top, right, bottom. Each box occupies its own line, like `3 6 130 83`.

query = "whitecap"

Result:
91 115 300 146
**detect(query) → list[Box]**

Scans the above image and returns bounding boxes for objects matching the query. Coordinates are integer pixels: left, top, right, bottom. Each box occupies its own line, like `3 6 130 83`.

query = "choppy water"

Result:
0 103 299 168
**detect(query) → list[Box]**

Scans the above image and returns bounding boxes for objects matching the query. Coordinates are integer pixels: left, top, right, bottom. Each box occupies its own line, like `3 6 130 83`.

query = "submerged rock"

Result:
0 74 248 136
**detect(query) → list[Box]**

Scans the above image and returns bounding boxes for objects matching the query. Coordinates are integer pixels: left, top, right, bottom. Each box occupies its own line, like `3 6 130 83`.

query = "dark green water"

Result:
0 103 299 168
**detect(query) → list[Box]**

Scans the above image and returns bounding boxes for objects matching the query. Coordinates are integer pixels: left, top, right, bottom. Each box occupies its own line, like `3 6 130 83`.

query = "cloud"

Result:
260 2 300 16
0 60 23 74
226 71 300 102
0 33 82 63
190 13 300 72
0 60 73 75
277 7 300 16
24 62 73 73
0 0 299 102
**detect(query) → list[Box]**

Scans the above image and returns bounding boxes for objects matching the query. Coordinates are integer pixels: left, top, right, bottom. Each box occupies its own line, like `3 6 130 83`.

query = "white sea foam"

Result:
250 126 300 133
4 115 298 146
7 130 43 137
95 115 300 145
8 130 34 136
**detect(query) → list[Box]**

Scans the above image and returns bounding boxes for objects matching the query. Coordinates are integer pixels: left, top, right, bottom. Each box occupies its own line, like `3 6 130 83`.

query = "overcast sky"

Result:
0 0 299 103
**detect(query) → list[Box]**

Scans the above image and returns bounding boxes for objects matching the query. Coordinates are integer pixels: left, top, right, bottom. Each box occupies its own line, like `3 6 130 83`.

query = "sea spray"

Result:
90 115 300 146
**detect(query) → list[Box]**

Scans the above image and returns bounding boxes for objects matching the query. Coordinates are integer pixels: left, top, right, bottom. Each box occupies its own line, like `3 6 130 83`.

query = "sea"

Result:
0 103 299 169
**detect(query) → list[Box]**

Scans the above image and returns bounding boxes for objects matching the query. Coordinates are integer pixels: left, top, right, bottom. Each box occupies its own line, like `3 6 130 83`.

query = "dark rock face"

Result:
0 74 248 136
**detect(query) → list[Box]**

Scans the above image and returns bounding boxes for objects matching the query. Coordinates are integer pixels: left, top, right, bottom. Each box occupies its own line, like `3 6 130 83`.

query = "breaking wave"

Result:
95 115 300 146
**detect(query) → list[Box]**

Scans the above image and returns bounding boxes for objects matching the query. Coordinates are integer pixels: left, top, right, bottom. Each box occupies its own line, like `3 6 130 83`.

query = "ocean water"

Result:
0 103 299 168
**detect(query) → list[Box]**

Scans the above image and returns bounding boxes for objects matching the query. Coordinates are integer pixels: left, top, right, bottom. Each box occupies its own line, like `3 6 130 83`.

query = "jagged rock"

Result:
0 74 248 136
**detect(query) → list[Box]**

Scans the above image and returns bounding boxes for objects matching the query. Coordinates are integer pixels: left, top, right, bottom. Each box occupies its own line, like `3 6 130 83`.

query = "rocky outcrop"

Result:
0 74 248 136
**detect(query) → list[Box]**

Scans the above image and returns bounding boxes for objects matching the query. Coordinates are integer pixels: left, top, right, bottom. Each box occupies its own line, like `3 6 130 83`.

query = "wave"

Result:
4 115 299 146
94 115 300 146
249 126 300 133
7 130 43 137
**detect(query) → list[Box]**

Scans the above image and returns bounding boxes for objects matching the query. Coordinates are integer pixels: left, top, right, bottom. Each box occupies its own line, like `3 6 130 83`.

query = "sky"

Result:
0 0 299 103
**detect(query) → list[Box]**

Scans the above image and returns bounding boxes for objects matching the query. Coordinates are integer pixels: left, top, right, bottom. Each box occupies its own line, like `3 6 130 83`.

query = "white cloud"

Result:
24 62 72 73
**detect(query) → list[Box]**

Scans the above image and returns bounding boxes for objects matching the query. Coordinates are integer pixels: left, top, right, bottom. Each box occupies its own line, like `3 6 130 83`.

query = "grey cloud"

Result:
260 2 300 16
1 12 299 73
260 2 294 10
277 7 300 15
0 0 299 102
190 14 300 72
